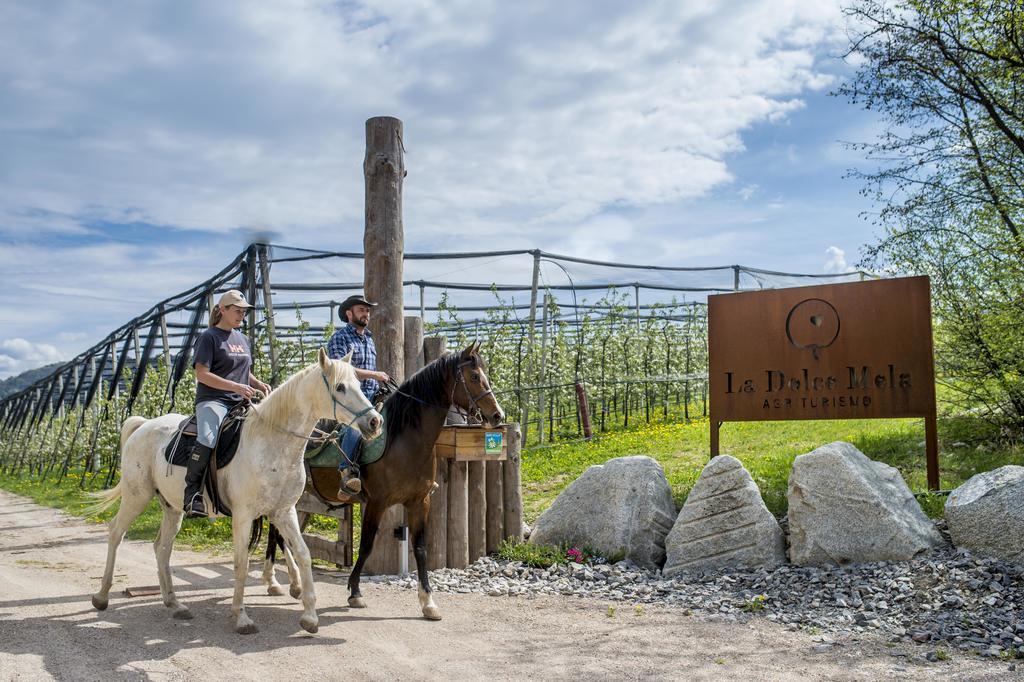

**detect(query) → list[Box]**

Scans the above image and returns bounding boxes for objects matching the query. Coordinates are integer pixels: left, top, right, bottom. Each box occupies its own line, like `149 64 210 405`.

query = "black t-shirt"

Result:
193 327 251 404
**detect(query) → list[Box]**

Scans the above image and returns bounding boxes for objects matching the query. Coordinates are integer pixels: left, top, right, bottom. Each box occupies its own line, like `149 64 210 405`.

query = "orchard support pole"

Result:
363 116 407 576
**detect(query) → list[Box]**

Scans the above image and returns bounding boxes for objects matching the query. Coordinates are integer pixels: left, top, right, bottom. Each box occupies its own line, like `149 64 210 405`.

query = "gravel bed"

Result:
370 541 1024 661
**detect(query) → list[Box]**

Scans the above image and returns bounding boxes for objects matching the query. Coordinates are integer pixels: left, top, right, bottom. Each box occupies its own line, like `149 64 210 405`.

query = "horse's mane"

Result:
253 357 357 428
383 352 460 439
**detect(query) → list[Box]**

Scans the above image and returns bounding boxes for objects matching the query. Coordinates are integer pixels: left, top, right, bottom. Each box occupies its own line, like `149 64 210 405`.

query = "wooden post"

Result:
423 335 449 569
468 461 486 562
447 460 469 568
363 115 406 379
522 250 541 445
537 292 549 443
485 460 504 553
502 422 523 542
426 453 449 570
362 116 406 576
575 381 593 440
258 245 281 385
401 316 425 571
404 317 424 380
159 311 170 362
132 328 141 369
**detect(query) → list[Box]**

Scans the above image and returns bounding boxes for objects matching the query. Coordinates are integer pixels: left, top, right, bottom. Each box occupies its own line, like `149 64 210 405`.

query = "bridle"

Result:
320 370 377 425
247 369 378 446
451 358 495 422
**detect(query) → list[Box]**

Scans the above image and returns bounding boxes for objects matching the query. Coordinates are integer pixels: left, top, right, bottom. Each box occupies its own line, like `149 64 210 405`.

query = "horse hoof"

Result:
267 584 286 597
348 596 366 609
300 616 319 634
91 595 108 611
289 584 302 600
172 608 193 620
236 623 259 635
422 606 442 621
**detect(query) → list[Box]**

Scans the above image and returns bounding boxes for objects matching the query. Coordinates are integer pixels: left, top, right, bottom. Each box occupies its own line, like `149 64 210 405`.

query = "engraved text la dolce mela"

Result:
724 364 913 410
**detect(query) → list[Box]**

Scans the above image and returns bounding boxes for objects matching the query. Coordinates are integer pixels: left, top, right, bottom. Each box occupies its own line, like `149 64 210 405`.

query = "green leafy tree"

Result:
841 0 1024 430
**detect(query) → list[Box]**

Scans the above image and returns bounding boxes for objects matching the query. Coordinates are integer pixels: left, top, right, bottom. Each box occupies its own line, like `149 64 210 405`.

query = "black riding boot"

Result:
183 443 213 518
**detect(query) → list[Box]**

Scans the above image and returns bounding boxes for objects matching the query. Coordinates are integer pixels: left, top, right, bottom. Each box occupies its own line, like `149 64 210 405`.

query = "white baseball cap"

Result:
218 290 254 308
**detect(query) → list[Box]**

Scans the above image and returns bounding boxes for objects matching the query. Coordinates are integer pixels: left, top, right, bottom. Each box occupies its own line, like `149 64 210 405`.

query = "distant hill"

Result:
0 363 62 400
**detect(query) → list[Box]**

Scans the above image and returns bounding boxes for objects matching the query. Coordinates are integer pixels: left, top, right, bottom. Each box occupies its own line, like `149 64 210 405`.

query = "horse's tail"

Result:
84 482 123 517
248 516 265 553
263 522 288 562
120 415 147 446
83 416 148 517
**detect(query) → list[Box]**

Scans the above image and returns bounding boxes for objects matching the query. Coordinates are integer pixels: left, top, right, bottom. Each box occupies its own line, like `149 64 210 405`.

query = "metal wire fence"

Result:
0 242 870 484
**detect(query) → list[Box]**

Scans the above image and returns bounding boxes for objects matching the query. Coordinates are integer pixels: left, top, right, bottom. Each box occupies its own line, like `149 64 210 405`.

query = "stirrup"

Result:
184 492 208 519
339 474 362 495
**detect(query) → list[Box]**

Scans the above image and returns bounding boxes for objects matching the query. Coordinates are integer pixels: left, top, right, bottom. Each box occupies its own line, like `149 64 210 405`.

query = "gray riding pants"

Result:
196 400 231 448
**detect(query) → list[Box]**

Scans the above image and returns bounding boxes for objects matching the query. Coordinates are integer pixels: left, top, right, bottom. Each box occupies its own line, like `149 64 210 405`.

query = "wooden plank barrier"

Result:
447 460 470 569
295 491 353 567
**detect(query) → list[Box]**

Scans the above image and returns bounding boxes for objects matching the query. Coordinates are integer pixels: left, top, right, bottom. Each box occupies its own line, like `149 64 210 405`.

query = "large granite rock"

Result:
663 455 786 576
945 465 1024 564
529 456 675 569
787 441 943 565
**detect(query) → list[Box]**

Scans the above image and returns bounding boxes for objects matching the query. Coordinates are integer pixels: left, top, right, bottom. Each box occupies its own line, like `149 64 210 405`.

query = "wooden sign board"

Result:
435 425 508 461
708 276 939 488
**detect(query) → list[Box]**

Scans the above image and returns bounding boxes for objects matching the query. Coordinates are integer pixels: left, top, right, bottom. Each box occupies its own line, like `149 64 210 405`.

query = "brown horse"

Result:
263 341 504 619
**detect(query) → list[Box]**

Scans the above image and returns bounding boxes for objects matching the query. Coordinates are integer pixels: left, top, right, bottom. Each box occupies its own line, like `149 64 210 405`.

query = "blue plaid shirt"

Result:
327 323 378 400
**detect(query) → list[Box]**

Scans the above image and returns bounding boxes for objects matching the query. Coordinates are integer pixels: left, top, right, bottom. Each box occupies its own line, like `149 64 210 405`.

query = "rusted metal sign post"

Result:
708 276 940 489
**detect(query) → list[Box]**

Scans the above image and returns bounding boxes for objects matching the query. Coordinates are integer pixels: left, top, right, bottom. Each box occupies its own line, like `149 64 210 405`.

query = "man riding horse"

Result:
326 294 390 497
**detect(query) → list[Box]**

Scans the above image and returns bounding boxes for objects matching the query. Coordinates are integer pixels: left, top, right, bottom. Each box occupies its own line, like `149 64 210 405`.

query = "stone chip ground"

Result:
0 489 1019 680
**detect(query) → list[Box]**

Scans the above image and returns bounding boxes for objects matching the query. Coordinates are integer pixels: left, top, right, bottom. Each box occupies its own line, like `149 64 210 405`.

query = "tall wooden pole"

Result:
363 116 406 576
364 116 406 380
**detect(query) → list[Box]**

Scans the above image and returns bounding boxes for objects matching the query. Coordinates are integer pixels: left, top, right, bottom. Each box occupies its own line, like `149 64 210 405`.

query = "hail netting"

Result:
0 243 869 482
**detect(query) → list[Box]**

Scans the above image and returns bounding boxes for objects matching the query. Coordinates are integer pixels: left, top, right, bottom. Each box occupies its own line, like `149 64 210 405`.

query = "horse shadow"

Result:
0 559 356 679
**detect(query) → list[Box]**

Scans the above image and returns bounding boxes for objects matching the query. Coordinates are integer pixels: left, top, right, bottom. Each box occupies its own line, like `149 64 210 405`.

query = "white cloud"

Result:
0 0 846 244
0 338 65 379
824 245 848 273
0 0 866 360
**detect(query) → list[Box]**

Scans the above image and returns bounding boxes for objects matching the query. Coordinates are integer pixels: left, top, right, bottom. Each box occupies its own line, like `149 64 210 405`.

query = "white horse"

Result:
88 348 381 634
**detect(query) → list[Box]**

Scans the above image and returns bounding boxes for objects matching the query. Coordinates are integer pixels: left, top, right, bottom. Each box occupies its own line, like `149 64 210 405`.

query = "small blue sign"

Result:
484 431 502 455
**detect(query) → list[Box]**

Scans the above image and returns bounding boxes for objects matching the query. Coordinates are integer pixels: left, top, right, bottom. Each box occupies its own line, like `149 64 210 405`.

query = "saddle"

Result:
303 409 389 506
164 403 248 516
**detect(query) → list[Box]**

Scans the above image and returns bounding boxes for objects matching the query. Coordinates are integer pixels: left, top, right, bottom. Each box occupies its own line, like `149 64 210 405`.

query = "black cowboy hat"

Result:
339 294 378 318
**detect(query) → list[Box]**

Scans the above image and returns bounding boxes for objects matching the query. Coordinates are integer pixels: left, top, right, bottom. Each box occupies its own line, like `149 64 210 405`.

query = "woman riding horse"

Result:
185 289 272 518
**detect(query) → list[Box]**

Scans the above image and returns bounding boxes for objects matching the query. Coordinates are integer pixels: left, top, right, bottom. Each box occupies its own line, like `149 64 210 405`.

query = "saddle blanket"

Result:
163 410 245 470
304 408 389 470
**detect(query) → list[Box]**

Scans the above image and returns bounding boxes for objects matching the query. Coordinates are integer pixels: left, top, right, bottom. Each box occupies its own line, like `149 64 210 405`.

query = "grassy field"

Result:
521 416 1023 522
1 415 1020 556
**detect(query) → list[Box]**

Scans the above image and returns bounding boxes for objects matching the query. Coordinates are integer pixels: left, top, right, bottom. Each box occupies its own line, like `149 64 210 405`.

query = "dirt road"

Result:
0 490 1015 681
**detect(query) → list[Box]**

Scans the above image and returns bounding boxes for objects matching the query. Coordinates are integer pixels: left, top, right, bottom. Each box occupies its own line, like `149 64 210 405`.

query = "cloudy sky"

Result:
0 0 884 378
